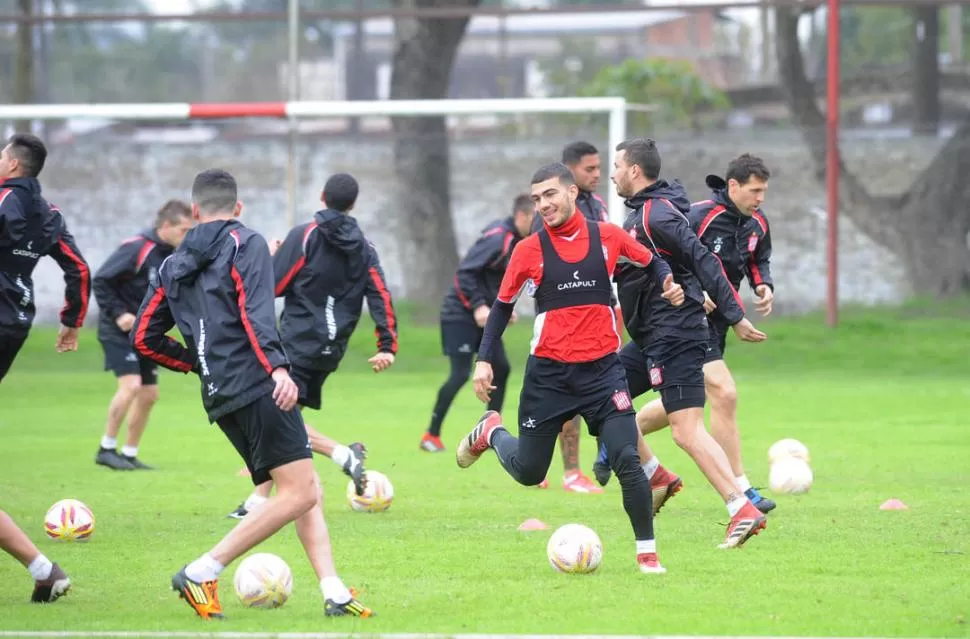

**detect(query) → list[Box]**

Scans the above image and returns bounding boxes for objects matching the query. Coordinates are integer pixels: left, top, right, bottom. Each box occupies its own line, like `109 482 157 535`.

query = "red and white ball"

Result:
347 470 394 513
546 523 603 574
44 499 95 541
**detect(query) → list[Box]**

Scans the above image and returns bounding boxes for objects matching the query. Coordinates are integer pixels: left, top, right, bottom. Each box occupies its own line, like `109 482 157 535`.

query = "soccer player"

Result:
634 154 777 513
0 508 71 602
456 163 685 574
607 137 768 548
227 173 397 519
92 200 193 470
419 193 535 452
133 169 372 619
0 133 89 382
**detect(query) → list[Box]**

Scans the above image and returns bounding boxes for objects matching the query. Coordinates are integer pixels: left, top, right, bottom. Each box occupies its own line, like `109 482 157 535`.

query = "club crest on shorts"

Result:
649 367 663 386
611 390 632 411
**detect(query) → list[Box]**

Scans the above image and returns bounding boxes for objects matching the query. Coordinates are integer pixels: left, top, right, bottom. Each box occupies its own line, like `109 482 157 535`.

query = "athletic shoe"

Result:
592 438 611 486
746 487 777 514
419 433 445 452
171 567 223 620
95 447 134 470
537 477 549 489
226 503 247 520
718 501 767 549
325 594 374 617
562 471 604 494
122 455 154 470
30 563 71 603
456 410 503 469
650 466 683 516
636 553 667 574
343 442 368 496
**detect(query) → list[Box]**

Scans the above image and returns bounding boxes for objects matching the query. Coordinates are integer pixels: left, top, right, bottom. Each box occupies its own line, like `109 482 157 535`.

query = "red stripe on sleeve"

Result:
454 275 472 309
698 205 726 238
58 238 90 326
135 241 156 272
274 256 306 296
230 265 274 374
369 267 398 353
133 287 192 372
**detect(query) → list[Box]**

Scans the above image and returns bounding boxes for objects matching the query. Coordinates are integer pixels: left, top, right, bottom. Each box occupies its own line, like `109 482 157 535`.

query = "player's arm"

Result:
233 233 290 374
272 224 308 297
747 216 774 292
131 280 196 373
477 240 536 364
457 230 508 314
46 219 91 330
608 224 682 305
364 242 398 356
0 191 25 248
93 240 140 326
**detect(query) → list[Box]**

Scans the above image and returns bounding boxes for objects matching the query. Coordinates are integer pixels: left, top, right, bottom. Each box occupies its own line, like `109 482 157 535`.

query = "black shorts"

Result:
619 339 706 413
216 393 312 486
290 364 335 411
516 353 635 438
0 333 28 383
440 320 483 357
704 315 729 363
101 330 158 385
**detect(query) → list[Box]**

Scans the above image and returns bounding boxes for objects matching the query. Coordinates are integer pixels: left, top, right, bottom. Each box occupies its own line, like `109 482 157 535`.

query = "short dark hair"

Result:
512 193 533 215
191 169 237 215
154 199 191 229
725 154 771 185
561 141 598 166
322 173 359 212
616 137 661 180
530 163 575 187
6 133 47 178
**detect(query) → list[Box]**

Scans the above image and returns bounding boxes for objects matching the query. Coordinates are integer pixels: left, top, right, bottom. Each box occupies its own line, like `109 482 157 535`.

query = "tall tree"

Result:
911 6 940 135
388 0 480 307
14 0 34 133
775 6 969 296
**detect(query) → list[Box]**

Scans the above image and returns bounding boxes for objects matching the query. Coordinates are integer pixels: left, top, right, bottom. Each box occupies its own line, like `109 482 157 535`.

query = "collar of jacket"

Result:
0 176 41 194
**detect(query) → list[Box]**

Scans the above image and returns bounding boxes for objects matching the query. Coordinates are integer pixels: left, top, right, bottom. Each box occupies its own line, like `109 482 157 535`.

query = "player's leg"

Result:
0 509 71 602
423 321 479 452
118 360 160 470
96 371 141 471
0 333 28 383
557 417 601 493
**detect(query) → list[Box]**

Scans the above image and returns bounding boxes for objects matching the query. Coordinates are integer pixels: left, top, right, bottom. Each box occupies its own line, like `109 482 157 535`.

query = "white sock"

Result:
487 424 505 446
726 495 747 517
121 445 138 458
27 555 53 581
184 553 224 582
641 456 660 479
330 444 352 469
321 576 352 604
100 436 117 450
635 539 657 555
736 474 752 492
243 493 268 513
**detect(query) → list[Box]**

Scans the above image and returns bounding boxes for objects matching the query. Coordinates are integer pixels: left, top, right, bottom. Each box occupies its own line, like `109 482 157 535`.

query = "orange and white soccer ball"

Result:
546 523 603 574
44 499 95 541
233 552 293 609
347 470 394 513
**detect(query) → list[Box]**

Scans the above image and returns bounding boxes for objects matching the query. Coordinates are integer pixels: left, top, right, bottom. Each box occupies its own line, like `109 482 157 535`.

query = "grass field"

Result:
0 299 968 637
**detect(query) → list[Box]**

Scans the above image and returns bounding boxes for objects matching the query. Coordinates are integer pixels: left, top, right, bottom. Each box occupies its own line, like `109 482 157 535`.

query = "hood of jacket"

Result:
164 219 240 298
313 208 367 276
623 179 691 214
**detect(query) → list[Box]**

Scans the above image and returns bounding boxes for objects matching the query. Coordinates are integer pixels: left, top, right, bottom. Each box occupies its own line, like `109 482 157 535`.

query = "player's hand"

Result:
55 325 79 352
368 351 395 373
732 317 767 343
509 311 519 325
115 312 136 333
269 239 283 256
755 285 774 316
473 304 490 328
473 361 496 403
271 367 299 411
702 291 717 314
661 274 684 307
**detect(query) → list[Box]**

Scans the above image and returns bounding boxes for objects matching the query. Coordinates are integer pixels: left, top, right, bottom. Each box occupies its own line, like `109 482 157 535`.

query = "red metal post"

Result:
826 0 841 327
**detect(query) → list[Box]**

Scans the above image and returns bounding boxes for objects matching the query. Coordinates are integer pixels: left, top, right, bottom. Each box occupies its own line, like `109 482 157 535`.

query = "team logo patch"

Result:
649 367 664 387
748 234 758 253
611 390 632 411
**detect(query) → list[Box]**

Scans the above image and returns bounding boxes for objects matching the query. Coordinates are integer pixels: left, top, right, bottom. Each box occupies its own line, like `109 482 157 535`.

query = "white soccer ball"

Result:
347 470 394 513
768 438 811 464
546 524 603 574
769 456 814 495
44 499 95 541
233 553 293 609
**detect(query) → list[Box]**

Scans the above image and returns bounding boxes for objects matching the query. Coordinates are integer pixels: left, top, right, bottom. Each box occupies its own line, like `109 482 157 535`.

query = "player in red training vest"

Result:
455 163 685 574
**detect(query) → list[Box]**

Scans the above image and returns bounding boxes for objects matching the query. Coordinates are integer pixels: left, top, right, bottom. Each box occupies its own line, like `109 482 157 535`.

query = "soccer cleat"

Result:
325 594 375 617
650 466 683 516
30 563 71 603
636 552 667 574
226 503 247 520
171 567 224 620
592 438 611 486
746 487 777 514
537 477 549 489
419 433 445 453
95 447 135 470
342 442 368 496
456 410 503 469
562 471 604 494
718 501 767 549
122 455 154 470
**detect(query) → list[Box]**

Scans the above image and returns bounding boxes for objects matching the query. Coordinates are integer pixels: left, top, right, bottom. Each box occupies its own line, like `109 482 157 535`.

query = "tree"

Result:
14 0 33 133
388 0 480 309
775 6 969 296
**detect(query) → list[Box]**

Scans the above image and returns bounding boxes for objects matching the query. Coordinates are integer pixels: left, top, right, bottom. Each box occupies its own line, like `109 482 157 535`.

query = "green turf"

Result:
0 300 968 637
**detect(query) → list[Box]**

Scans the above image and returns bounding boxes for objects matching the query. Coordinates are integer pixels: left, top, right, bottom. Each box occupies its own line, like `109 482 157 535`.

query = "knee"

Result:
492 361 511 384
670 422 700 452
709 380 737 409
116 377 141 399
608 442 643 484
138 385 160 405
446 368 471 389
517 466 547 487
295 473 322 513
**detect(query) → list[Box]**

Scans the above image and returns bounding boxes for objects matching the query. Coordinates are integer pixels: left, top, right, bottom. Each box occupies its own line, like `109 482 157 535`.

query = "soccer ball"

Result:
347 470 394 513
769 456 814 495
233 553 293 609
546 524 603 574
768 438 811 464
44 499 95 541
